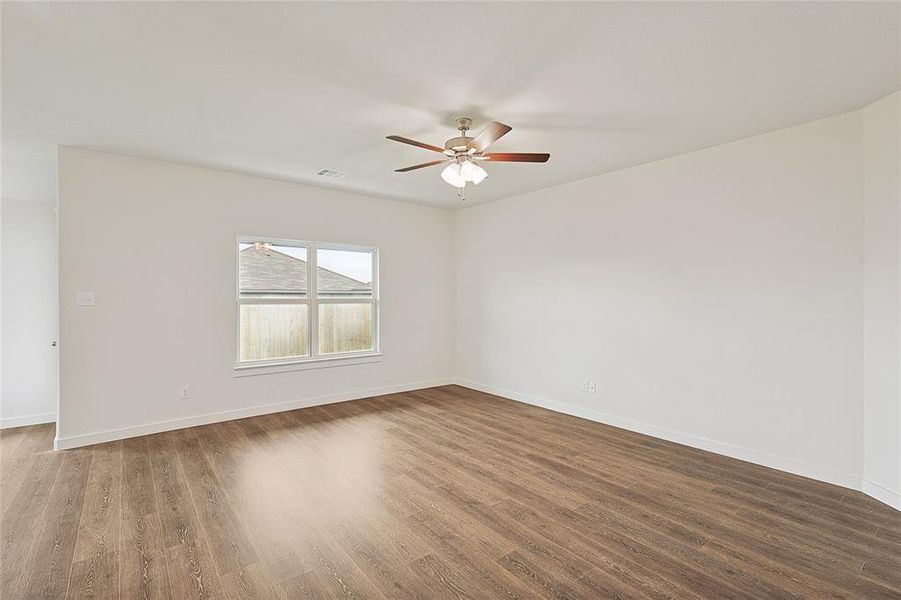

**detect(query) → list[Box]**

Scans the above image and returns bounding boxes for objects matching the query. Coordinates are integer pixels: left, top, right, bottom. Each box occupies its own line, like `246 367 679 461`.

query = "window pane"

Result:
240 304 309 361
317 249 372 297
318 303 373 354
239 242 308 297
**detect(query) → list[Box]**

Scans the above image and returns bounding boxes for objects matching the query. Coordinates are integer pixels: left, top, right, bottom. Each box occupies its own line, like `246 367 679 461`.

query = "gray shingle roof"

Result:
239 245 370 296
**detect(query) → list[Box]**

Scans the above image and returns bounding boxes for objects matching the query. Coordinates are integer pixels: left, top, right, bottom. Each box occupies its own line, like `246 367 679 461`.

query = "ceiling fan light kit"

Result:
460 160 487 184
387 116 550 201
441 158 488 188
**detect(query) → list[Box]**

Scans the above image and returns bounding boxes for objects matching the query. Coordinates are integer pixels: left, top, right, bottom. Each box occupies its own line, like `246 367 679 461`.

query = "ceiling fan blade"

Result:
386 135 445 153
483 152 550 163
395 159 448 172
466 121 512 153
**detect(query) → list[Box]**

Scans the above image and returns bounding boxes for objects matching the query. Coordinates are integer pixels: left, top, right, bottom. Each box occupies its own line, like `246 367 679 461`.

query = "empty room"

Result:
2 1 900 598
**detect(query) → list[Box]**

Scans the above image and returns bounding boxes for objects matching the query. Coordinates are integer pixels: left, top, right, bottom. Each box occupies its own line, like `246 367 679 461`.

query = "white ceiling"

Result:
2 2 899 209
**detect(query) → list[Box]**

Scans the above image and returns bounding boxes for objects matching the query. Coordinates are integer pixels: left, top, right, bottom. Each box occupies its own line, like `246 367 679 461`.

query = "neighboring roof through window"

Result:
239 244 370 296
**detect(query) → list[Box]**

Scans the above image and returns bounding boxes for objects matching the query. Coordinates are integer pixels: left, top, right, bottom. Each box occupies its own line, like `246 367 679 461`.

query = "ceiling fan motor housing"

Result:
446 117 475 152
445 136 472 152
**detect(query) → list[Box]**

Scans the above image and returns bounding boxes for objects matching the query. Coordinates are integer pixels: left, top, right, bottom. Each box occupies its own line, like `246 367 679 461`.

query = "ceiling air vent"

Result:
316 168 347 179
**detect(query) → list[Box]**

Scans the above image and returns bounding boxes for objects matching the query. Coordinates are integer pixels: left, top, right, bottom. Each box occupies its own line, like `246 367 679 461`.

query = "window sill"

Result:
233 353 383 377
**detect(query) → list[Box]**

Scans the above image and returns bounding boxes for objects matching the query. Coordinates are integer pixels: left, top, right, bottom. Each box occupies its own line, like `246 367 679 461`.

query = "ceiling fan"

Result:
387 117 550 198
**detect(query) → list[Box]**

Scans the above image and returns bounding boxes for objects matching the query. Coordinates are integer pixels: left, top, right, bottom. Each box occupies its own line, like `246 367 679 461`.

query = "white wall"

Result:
862 91 901 508
57 148 454 448
454 111 866 489
1 198 58 427
55 101 901 510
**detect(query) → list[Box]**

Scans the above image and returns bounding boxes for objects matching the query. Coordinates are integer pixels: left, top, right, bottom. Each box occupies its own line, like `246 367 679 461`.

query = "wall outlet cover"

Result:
75 291 95 306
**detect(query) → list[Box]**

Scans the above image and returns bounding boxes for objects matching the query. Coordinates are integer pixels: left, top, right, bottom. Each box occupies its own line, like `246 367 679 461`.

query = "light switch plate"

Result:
76 291 95 306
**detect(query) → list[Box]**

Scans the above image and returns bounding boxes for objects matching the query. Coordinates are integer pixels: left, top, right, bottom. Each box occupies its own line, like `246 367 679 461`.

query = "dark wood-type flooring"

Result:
1 385 899 598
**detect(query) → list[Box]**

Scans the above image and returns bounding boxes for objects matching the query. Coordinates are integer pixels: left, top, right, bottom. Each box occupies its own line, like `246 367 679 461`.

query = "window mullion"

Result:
309 244 319 357
238 297 308 305
315 297 372 304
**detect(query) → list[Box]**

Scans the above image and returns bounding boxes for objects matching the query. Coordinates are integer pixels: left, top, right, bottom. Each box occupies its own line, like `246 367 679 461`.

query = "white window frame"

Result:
234 235 380 375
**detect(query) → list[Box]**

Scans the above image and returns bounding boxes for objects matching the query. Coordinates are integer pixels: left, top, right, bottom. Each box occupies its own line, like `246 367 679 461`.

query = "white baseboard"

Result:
452 378 900 512
861 478 901 511
1 412 56 429
54 378 453 450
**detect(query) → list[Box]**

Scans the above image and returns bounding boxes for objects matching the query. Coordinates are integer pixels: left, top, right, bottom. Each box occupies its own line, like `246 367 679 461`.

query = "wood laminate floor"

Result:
1 385 899 599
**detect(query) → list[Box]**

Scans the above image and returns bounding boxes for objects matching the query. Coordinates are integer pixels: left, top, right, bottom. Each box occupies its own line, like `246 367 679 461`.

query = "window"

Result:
237 237 378 368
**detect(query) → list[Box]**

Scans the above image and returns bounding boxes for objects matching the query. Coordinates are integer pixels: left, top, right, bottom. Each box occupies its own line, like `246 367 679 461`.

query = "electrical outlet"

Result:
580 380 589 393
178 386 191 400
75 291 95 306
588 381 598 394
427 357 435 368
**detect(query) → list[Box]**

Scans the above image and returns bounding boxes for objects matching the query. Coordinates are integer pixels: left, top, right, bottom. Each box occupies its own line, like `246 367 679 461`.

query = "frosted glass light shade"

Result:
460 160 476 181
441 162 465 187
459 160 488 185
